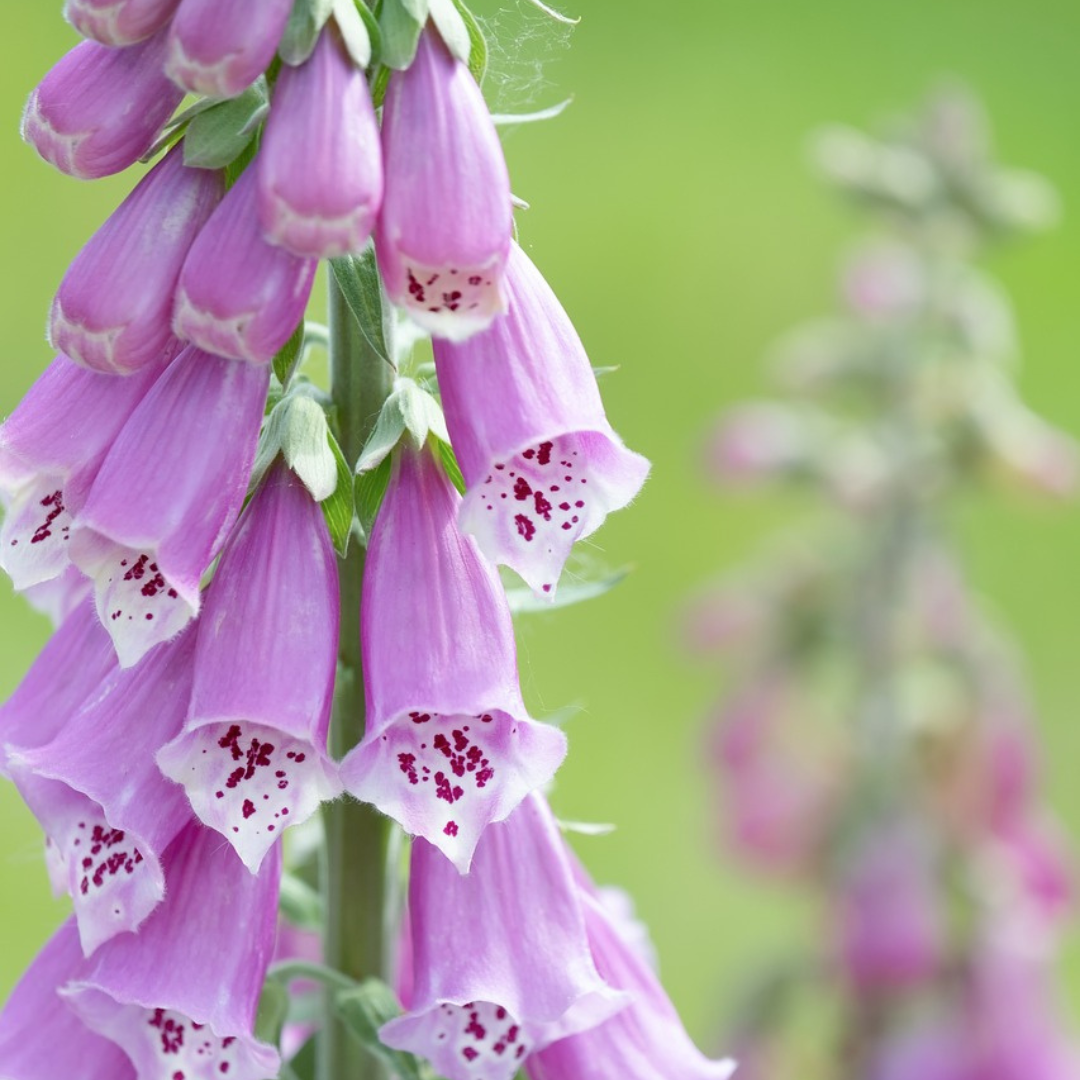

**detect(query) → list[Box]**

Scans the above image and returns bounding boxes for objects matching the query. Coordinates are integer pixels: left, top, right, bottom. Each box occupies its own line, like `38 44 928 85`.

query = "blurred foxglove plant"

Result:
690 86 1079 1079
0 3 731 1080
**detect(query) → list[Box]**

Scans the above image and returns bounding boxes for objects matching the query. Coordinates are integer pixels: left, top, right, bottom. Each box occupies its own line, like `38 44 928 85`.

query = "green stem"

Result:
320 267 395 1080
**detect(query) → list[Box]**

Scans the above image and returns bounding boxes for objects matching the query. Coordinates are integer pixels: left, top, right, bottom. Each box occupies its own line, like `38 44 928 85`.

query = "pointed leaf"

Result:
506 566 631 614
330 249 392 366
356 393 407 474
434 437 466 494
280 0 335 65
322 430 357 557
334 979 430 1080
449 0 487 84
379 0 424 69
355 454 392 539
428 0 470 64
183 81 269 168
273 319 306 387
281 396 338 502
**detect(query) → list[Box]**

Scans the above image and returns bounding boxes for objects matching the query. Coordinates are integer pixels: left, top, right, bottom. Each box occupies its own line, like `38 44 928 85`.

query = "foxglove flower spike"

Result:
158 463 342 872
340 445 567 871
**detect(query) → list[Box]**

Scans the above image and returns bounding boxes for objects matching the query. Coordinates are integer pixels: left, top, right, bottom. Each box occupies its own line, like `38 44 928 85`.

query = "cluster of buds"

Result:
690 88 1078 1079
0 3 730 1080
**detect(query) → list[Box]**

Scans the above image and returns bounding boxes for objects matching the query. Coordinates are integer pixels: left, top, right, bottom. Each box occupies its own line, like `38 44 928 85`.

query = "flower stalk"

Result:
320 264 395 1080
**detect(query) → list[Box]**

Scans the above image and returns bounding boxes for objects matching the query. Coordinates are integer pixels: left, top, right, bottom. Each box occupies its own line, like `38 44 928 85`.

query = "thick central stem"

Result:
321 265 395 1080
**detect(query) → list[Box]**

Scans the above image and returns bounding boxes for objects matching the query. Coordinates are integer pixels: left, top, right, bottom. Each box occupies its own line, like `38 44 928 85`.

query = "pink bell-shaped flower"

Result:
376 27 512 340
0 599 116 778
64 0 182 47
8 628 197 955
0 919 135 1080
257 27 383 258
50 147 224 375
525 891 737 1080
69 346 269 667
64 821 282 1080
0 354 165 591
165 0 293 98
434 243 649 598
22 30 184 180
158 463 343 872
174 166 318 364
340 444 567 871
382 794 627 1080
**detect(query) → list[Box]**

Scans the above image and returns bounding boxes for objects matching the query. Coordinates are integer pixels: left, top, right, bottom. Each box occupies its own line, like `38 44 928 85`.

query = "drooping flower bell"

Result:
22 29 184 180
376 27 512 340
164 0 293 98
257 27 383 259
64 0 182 48
174 166 318 364
158 462 342 872
0 918 136 1080
0 354 165 591
340 444 567 871
0 599 116 779
8 627 197 955
64 821 282 1079
50 146 224 375
525 891 737 1080
434 242 649 598
69 346 269 666
382 794 627 1080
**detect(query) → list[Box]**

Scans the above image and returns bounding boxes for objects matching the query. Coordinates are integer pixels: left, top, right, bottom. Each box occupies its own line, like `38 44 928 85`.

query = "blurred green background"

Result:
2 0 1079 1059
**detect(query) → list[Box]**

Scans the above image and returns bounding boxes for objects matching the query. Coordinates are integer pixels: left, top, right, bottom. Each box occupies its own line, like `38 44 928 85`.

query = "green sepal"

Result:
398 0 429 21
379 0 424 69
182 80 269 169
428 0 470 64
224 134 260 188
280 0 335 65
279 871 325 931
434 436 466 494
332 0 374 67
449 0 486 83
255 977 291 1047
506 566 631 615
273 320 306 388
334 979 434 1080
322 429 357 557
329 249 393 367
352 0 383 64
354 454 392 540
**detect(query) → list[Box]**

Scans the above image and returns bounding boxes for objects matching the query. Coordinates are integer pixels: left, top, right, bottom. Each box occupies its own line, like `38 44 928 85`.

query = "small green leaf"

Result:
280 0 335 65
356 394 407 474
428 0 470 63
334 979 429 1080
279 872 325 930
273 320 306 387
330 249 392 366
449 0 487 83
224 134 260 188
281 397 338 502
379 0 424 69
332 0 373 67
255 977 290 1046
398 0 429 22
355 454 392 539
322 430 357 557
183 81 269 169
434 437 466 494
506 566 631 614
